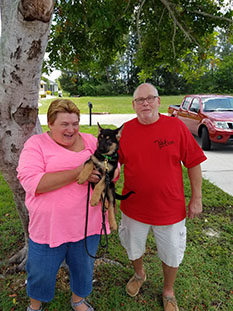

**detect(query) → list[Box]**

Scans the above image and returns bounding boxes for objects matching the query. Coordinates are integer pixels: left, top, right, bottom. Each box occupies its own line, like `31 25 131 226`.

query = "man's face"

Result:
132 84 160 124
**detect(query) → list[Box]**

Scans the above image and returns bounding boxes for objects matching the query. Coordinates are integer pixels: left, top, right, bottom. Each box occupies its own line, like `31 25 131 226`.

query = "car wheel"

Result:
201 127 211 150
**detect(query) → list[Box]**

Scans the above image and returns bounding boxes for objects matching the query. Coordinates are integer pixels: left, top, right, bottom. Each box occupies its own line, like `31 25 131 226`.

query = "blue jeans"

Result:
26 235 100 302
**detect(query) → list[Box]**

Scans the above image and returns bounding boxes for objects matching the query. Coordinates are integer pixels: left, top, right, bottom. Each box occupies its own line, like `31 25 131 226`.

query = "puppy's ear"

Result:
97 122 102 135
116 124 124 141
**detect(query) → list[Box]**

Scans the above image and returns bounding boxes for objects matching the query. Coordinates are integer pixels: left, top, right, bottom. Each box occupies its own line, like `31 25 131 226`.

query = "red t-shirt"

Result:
118 115 207 225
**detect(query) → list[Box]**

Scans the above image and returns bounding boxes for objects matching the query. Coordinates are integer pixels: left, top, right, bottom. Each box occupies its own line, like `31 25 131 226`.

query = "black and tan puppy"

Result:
77 123 134 230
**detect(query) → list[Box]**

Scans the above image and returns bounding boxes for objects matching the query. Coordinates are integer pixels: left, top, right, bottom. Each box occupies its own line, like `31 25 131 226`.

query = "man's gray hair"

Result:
133 83 159 100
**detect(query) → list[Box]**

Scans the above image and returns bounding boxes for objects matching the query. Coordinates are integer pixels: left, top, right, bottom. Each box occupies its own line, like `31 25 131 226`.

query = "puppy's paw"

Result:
90 195 100 206
77 171 90 184
110 222 117 231
77 176 86 184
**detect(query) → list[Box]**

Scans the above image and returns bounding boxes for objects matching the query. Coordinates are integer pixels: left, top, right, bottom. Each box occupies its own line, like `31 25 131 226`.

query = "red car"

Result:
168 94 233 150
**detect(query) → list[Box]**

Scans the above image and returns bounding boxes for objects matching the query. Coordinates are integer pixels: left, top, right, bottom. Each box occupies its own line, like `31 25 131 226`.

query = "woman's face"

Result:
48 112 80 149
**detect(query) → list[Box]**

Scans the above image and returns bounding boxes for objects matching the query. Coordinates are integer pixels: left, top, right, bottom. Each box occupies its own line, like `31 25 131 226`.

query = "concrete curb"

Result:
39 114 137 127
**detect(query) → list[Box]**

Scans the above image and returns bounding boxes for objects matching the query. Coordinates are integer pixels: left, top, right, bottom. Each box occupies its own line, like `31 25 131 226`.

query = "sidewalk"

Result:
39 113 137 127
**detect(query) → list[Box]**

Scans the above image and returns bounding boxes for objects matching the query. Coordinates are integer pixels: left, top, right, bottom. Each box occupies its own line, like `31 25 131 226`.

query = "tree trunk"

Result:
0 0 54 271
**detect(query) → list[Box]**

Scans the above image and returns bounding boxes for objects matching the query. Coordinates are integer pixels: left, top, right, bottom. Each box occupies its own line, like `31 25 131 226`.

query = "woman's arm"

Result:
36 166 83 194
36 167 105 194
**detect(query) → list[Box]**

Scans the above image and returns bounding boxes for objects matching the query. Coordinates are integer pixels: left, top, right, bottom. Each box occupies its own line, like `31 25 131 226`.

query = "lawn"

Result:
0 125 232 311
38 95 184 115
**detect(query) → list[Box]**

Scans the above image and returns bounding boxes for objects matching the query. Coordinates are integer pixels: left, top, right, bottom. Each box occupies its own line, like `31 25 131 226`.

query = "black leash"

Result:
84 170 110 259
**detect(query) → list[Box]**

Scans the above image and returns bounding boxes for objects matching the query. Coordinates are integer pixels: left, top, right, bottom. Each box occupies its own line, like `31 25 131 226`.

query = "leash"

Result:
84 159 110 259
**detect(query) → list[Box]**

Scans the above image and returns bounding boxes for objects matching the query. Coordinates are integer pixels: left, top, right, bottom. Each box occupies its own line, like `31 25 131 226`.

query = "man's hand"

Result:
188 197 203 219
87 169 102 183
113 167 120 181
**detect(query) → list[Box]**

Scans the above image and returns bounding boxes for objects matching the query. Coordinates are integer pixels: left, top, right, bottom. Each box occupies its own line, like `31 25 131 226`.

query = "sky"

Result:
44 69 61 81
43 52 61 81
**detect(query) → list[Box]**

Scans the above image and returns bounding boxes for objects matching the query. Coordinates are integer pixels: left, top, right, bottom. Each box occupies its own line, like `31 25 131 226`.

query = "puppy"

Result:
77 123 134 230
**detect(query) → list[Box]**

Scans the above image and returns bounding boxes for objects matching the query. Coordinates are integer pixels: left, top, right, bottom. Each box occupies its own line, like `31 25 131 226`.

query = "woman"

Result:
17 99 109 311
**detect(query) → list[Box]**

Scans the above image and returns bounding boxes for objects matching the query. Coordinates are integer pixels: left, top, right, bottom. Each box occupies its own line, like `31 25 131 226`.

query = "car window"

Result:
189 98 200 113
182 97 192 110
203 97 233 111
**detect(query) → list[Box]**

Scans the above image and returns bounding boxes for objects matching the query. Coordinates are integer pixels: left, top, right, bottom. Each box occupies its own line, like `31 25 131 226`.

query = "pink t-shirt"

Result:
17 132 110 247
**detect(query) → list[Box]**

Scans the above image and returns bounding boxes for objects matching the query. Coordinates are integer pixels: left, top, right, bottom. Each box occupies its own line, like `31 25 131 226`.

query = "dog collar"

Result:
101 153 118 160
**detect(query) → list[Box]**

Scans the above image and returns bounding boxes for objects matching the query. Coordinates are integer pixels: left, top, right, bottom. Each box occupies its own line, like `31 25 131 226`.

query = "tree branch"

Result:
116 0 131 23
191 10 233 23
156 7 166 54
160 0 197 44
122 0 131 17
172 21 177 58
136 0 146 48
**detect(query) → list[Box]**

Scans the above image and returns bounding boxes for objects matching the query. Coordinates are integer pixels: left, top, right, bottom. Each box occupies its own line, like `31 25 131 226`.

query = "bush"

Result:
77 83 96 96
77 82 126 96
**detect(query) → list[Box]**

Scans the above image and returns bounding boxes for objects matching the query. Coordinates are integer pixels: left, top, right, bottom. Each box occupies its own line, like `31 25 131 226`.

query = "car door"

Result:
178 96 193 126
187 97 201 135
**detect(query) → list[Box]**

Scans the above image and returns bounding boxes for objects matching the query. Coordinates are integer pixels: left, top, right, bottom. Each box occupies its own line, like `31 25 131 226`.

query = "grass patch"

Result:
38 95 184 115
0 125 232 310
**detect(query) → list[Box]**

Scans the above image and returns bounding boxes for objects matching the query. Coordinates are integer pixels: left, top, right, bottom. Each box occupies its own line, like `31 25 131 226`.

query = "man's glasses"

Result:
134 95 159 105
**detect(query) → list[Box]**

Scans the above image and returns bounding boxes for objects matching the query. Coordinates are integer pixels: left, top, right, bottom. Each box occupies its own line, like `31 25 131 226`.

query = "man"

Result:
118 83 207 311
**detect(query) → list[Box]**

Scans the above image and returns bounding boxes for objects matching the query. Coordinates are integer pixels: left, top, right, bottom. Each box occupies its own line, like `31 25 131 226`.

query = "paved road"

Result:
195 137 233 197
39 114 233 197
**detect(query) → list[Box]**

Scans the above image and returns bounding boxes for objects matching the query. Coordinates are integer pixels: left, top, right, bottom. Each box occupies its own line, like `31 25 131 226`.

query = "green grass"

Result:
38 95 184 115
0 125 233 311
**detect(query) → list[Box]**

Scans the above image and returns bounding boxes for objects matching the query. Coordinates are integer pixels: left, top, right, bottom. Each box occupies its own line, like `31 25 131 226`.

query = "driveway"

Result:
195 138 233 197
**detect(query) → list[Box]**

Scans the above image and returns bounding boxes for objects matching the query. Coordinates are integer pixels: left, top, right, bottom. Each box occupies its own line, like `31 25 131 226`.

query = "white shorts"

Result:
119 213 187 268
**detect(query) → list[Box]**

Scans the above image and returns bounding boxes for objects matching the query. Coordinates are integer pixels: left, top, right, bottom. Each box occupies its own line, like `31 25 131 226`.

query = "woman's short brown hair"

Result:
47 99 80 125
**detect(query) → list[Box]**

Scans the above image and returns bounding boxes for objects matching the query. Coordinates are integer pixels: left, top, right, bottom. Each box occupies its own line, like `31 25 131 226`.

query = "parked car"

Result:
168 94 233 150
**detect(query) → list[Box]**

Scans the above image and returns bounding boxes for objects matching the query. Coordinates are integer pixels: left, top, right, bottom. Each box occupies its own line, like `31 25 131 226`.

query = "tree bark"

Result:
0 0 54 271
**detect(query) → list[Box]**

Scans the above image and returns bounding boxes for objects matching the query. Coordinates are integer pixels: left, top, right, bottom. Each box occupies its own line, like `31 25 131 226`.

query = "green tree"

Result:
46 0 133 73
58 32 139 96
185 28 233 94
46 0 233 82
58 71 80 95
214 54 233 93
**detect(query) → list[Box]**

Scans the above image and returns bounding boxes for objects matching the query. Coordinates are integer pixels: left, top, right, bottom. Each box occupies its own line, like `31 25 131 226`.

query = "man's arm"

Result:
187 164 203 219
